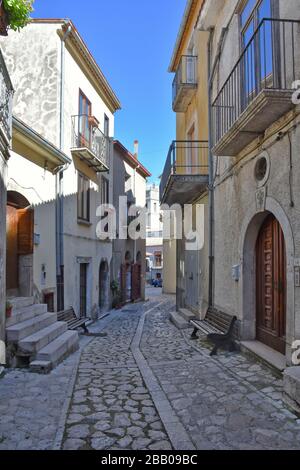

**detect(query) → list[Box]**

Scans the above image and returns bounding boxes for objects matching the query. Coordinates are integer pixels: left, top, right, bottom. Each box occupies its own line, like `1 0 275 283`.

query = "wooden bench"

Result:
57 308 89 334
190 309 238 356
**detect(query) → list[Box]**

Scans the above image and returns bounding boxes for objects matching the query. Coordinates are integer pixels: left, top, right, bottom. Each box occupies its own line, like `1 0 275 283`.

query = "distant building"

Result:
146 184 163 285
112 140 151 304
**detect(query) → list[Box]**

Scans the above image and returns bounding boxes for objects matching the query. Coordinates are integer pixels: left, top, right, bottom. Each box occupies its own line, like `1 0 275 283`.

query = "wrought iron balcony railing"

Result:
0 48 13 142
160 140 209 203
71 115 110 171
212 18 300 150
172 55 198 112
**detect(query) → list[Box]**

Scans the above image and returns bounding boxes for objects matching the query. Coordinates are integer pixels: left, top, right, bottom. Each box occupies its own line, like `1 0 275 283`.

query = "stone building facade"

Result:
0 19 121 319
112 140 150 304
0 47 13 358
161 0 300 378
146 184 164 285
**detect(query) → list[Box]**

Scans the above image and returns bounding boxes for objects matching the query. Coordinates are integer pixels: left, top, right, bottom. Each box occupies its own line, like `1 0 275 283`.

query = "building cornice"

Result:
168 0 206 72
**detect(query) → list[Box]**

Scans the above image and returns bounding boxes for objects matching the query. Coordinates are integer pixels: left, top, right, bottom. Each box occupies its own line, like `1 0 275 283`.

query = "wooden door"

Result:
256 214 286 354
131 263 141 301
80 263 88 318
6 206 19 290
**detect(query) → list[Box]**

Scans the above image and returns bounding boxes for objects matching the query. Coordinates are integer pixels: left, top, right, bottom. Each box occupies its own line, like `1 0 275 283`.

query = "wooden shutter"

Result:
17 208 33 255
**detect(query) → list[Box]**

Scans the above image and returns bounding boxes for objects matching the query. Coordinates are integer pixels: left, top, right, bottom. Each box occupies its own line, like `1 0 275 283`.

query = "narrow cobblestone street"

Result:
0 289 300 450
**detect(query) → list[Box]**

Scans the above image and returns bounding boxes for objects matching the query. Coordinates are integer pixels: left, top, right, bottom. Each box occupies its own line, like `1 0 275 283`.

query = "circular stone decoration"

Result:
255 152 270 187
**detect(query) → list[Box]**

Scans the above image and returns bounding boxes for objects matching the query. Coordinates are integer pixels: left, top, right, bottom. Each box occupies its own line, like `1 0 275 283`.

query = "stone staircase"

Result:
170 308 196 330
6 297 79 373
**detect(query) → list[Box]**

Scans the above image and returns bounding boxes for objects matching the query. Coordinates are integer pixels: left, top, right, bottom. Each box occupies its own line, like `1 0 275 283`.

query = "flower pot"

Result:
0 0 9 37
6 307 12 318
88 115 99 129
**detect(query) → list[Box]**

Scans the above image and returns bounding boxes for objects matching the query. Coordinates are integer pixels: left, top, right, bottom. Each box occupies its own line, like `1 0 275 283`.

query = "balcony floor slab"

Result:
213 89 295 157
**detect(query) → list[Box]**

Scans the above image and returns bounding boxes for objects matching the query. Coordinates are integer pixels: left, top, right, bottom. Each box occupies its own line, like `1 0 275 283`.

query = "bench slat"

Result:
57 308 88 332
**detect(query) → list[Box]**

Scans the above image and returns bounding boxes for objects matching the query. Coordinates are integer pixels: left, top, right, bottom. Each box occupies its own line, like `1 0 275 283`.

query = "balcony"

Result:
0 49 13 146
71 115 110 172
212 19 300 156
160 141 209 206
172 55 198 113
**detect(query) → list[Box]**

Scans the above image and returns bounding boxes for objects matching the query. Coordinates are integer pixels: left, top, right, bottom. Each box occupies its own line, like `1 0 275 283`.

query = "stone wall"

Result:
0 151 7 348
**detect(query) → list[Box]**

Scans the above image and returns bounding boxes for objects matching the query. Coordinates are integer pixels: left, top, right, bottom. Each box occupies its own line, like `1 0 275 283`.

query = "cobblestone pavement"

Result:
1 291 300 450
62 300 172 450
140 300 300 450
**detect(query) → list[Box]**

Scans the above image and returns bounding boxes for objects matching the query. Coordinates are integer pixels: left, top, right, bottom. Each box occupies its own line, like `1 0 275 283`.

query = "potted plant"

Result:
6 301 12 318
0 0 34 36
88 115 100 129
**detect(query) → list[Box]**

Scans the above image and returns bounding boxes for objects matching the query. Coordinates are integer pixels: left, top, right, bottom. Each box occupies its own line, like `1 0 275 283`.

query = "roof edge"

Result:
113 140 152 178
168 0 206 72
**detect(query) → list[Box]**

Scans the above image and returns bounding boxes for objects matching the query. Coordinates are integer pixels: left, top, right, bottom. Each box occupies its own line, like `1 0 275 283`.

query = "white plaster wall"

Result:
0 23 60 147
7 152 57 299
0 22 117 315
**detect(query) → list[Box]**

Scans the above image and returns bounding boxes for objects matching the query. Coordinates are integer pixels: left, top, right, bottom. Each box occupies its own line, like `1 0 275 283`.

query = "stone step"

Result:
170 311 190 330
18 321 68 355
6 304 48 327
29 361 52 374
34 330 79 368
9 297 34 310
6 313 57 342
179 308 196 322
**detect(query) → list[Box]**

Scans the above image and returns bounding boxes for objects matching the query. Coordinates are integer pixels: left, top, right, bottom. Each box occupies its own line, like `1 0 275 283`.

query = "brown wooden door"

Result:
6 205 19 290
256 214 286 354
131 263 141 301
80 264 88 318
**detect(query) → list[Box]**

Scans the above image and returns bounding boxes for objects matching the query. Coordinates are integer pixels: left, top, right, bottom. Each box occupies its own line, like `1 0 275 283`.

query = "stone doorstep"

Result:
29 360 52 375
240 340 286 375
283 367 300 415
179 308 197 322
169 311 190 330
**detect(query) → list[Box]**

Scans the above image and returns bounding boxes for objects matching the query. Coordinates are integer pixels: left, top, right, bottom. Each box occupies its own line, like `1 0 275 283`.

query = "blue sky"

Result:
32 0 187 182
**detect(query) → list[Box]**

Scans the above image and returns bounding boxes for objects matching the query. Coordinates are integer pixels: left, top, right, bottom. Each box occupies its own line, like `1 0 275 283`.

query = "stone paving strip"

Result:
140 301 300 450
62 300 173 451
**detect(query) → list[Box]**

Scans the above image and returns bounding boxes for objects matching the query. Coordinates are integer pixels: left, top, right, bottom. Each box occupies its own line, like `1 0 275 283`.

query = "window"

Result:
104 114 110 137
154 252 162 268
79 91 92 147
100 176 109 205
154 203 157 213
240 0 273 102
77 173 90 222
100 177 109 233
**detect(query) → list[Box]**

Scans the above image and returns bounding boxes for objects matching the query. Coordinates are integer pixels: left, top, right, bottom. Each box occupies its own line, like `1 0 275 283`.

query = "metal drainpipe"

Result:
207 27 214 309
56 23 72 308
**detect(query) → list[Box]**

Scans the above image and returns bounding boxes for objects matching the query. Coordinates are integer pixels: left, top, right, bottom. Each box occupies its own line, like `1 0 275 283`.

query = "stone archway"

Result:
6 191 33 297
239 197 295 359
99 259 109 313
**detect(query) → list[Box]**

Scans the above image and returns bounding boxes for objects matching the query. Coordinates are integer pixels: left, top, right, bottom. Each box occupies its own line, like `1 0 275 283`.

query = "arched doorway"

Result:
99 260 109 313
132 252 142 301
256 214 286 354
6 191 33 297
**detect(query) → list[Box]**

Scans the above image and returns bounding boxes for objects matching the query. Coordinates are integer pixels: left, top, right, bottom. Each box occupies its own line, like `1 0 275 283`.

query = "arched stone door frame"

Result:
6 190 33 297
239 197 295 360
